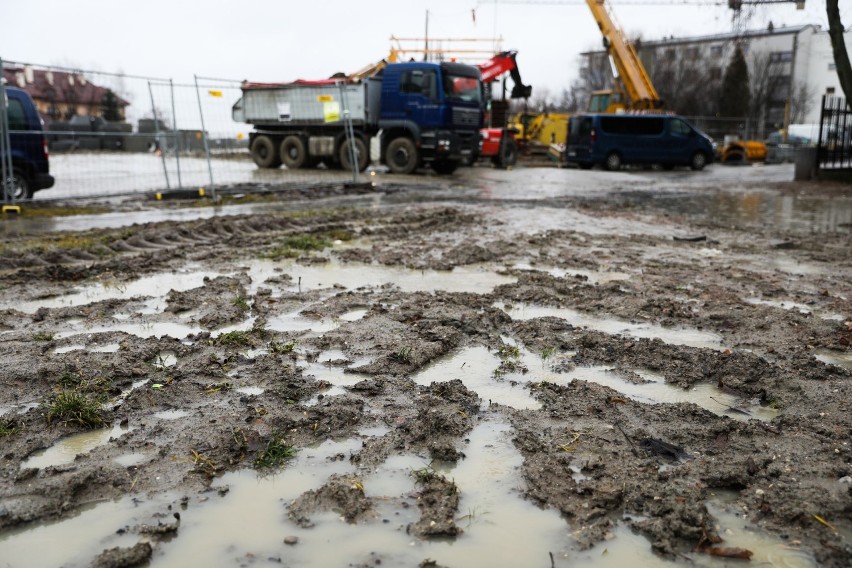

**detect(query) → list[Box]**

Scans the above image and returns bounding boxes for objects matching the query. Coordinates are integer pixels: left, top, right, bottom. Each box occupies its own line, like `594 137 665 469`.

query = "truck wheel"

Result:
432 160 459 175
6 168 33 200
280 136 307 169
690 151 707 171
339 137 368 172
604 152 622 171
492 140 518 168
250 135 281 168
385 137 418 174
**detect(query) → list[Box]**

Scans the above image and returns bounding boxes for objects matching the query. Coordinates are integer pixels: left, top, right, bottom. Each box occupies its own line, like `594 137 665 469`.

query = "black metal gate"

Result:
817 95 852 172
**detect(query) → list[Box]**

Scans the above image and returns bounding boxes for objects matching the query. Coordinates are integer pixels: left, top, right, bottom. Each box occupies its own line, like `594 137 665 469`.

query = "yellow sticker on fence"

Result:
317 95 333 102
208 90 223 97
324 101 340 123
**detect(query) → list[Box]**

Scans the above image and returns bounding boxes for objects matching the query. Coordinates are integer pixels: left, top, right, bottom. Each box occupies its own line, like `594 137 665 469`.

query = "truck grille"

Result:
452 107 480 127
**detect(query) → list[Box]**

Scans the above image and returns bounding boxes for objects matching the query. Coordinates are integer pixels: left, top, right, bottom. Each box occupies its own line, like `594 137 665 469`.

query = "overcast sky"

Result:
0 0 844 99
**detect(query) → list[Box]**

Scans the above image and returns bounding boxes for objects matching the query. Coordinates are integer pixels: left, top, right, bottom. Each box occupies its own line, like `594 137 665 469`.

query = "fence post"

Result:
0 57 15 205
337 80 359 183
148 81 171 190
194 75 215 200
170 79 183 190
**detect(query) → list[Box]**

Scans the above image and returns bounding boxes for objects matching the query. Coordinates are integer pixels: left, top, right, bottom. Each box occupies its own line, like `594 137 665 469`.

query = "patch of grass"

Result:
0 418 20 436
253 436 298 469
58 368 81 388
410 465 436 483
394 346 415 364
217 330 253 347
264 234 332 260
541 346 557 361
270 340 297 354
32 332 54 342
46 391 105 428
498 344 521 359
233 296 250 310
321 228 354 242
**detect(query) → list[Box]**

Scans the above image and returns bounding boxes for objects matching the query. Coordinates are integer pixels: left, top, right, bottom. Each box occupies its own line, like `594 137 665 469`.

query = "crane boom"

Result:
585 0 662 110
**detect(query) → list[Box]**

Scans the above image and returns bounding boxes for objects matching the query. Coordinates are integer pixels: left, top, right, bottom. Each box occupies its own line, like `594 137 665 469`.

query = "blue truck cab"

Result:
2 86 54 199
565 113 714 171
376 61 483 174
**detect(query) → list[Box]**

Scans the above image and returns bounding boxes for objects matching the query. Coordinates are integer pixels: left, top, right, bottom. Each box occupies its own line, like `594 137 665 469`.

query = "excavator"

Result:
584 0 765 163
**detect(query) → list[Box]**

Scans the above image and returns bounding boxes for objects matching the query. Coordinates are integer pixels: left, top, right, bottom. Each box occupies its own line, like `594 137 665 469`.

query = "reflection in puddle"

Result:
339 308 368 321
154 351 177 368
21 422 131 469
267 311 340 334
56 321 202 341
497 302 724 350
413 346 541 410
53 342 122 355
113 452 151 467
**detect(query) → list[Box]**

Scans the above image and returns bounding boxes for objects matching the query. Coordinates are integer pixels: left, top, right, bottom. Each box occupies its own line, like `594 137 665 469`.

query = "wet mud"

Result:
0 175 849 567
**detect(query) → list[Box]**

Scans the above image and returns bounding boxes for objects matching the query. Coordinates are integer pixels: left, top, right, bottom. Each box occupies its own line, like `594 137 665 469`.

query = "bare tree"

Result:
827 0 852 102
569 51 612 112
790 81 815 123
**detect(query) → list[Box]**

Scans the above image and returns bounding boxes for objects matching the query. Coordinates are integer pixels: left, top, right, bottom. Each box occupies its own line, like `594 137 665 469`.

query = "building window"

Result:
710 45 723 57
665 48 676 60
769 51 793 63
709 67 722 81
828 63 836 71
685 47 699 58
826 87 835 95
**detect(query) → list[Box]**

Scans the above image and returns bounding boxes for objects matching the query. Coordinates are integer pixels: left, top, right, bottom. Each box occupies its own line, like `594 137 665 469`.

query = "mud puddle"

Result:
496 302 724 350
20 421 132 470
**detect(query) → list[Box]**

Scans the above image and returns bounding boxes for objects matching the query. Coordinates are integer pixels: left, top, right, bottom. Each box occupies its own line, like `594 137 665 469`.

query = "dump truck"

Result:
232 61 484 175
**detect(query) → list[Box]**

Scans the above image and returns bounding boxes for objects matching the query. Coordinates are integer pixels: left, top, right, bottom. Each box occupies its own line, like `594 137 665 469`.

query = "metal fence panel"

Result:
818 95 852 171
1 59 364 204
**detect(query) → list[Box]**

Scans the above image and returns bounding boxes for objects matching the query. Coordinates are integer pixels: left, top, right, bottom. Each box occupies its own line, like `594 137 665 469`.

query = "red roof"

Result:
3 67 130 107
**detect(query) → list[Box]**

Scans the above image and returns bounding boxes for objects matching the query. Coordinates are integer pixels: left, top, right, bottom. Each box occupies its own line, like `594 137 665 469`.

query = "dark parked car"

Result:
2 86 54 199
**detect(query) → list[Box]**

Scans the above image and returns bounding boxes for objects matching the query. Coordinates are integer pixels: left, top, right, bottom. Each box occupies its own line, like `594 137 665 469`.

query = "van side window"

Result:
570 117 592 136
600 116 664 135
7 99 28 131
670 119 692 136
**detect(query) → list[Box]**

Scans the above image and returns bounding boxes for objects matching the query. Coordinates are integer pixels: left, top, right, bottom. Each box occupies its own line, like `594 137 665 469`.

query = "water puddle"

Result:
497 302 724 350
413 345 541 410
744 298 843 321
513 262 631 284
21 421 132 470
113 452 151 467
339 308 369 321
13 271 219 314
154 352 177 368
53 342 122 355
55 321 202 341
267 311 342 334
0 402 40 416
235 386 264 396
815 350 852 371
153 410 190 420
247 260 515 295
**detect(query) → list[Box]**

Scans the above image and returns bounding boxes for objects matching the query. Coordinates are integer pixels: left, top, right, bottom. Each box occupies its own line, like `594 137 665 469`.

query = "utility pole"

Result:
424 10 430 62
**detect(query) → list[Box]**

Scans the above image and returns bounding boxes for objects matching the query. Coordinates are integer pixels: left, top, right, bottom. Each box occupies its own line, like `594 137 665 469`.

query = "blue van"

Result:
565 113 715 171
2 86 54 199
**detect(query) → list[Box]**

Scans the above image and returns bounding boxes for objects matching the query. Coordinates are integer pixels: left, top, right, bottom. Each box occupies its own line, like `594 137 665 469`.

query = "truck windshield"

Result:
443 74 481 103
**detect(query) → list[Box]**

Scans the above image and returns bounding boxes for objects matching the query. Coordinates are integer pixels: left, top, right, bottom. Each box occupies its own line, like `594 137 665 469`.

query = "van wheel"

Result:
6 168 33 200
604 152 622 171
250 135 281 168
280 136 307 169
690 152 707 171
386 137 418 174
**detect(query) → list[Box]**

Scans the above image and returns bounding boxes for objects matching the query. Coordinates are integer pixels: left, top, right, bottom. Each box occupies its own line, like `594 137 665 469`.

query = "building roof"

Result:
2 67 129 107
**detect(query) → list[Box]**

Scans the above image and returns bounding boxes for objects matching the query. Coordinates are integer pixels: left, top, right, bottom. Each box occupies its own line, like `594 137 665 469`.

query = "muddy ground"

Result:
0 168 850 567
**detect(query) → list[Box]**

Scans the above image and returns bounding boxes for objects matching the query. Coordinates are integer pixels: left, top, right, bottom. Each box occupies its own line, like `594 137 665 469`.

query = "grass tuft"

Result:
46 391 105 428
253 436 298 469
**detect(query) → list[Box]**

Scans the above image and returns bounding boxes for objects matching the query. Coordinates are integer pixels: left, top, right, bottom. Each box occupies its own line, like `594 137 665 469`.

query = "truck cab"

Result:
377 61 483 174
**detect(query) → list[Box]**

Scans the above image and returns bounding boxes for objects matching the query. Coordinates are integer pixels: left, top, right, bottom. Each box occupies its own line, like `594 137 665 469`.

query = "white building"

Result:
583 23 851 129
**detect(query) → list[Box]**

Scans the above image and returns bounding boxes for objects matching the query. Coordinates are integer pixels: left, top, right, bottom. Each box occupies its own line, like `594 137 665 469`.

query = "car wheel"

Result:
604 152 622 171
690 151 707 171
280 136 307 169
250 135 281 168
385 137 418 174
5 168 33 200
